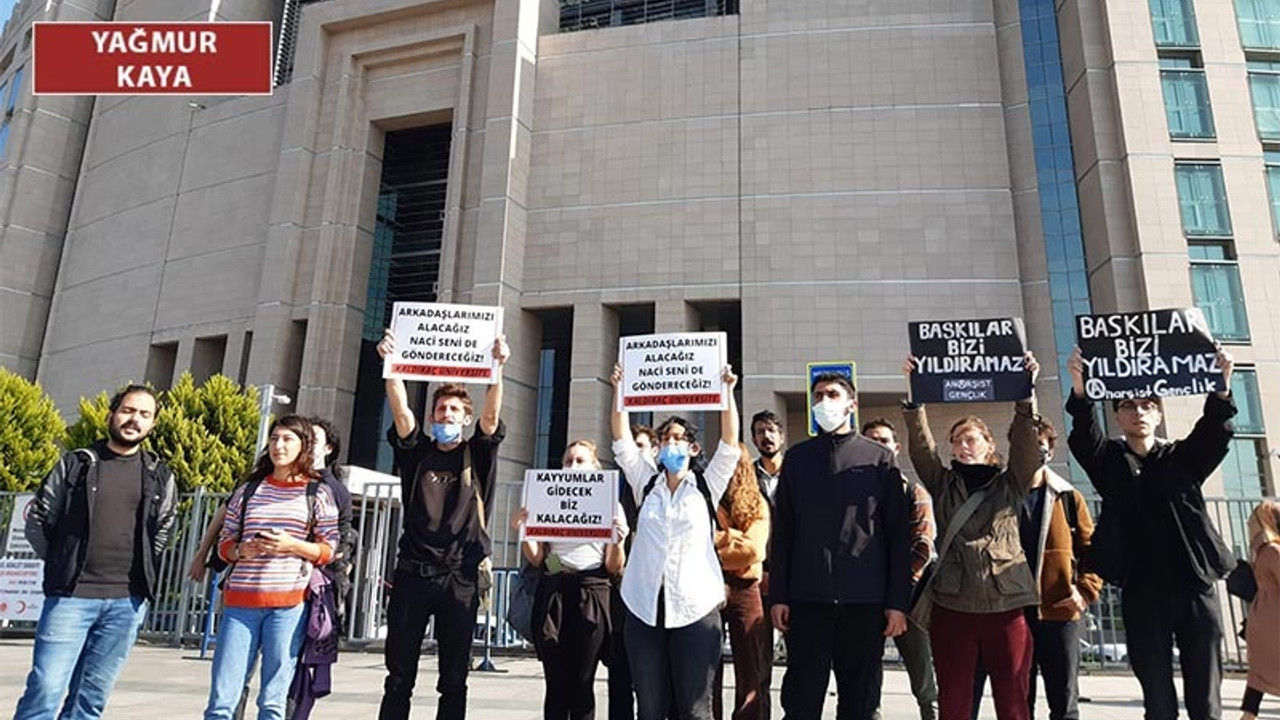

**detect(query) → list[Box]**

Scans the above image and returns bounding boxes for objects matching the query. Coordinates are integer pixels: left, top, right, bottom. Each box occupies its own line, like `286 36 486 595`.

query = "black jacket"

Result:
24 442 179 599
1065 392 1236 589
768 431 912 611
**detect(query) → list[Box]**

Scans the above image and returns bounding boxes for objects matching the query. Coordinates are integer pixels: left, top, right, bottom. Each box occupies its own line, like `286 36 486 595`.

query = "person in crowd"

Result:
609 424 658 720
15 385 178 720
750 410 785 509
711 444 771 720
1065 346 1235 720
900 353 1042 720
862 418 939 720
1242 500 1280 720
375 329 509 720
513 439 627 720
201 414 339 720
609 362 742 720
769 373 911 720
971 419 1101 720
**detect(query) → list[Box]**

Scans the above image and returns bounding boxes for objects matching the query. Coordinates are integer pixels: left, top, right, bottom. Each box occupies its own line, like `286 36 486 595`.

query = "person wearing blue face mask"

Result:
768 372 913 720
374 328 510 720
609 362 742 720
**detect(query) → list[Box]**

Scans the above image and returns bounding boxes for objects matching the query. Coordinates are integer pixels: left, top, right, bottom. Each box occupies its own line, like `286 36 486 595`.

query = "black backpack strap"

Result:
305 479 320 540
1061 489 1079 535
640 469 719 536
234 477 265 543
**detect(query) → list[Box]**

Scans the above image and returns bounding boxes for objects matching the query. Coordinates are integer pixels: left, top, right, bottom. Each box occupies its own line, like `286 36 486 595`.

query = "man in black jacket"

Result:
1065 346 1236 720
14 384 178 720
769 372 912 720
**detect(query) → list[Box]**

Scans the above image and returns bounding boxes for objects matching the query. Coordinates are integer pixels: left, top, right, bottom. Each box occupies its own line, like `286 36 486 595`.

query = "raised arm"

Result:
377 329 416 440
901 355 947 497
478 335 510 436
1007 352 1042 493
610 363 634 447
1064 347 1108 482
703 366 742 504
720 365 740 448
1171 347 1237 485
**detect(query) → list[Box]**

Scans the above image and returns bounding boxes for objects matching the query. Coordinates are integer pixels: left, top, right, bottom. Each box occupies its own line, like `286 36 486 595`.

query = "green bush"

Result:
0 369 68 492
66 374 261 493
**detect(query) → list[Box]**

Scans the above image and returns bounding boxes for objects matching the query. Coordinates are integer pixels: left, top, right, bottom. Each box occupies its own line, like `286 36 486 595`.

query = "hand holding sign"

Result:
907 318 1030 403
1075 309 1227 400
617 332 728 411
383 302 504 383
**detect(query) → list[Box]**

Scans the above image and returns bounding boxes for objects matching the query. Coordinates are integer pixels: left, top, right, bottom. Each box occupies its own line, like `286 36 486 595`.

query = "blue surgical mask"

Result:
431 422 463 445
657 443 689 473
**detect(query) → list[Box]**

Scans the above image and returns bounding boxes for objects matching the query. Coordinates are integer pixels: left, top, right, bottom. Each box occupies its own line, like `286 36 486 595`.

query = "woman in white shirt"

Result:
517 440 627 720
609 363 742 720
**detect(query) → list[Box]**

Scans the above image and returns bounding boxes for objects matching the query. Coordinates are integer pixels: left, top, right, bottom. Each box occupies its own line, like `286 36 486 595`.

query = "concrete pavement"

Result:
0 639 1272 719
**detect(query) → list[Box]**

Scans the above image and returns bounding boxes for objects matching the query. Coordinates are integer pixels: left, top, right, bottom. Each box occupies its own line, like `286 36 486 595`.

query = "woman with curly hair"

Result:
1242 500 1280 720
711 443 771 720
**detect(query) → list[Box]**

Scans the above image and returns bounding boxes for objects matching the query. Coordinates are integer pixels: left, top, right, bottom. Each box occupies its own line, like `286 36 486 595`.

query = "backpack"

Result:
639 467 719 537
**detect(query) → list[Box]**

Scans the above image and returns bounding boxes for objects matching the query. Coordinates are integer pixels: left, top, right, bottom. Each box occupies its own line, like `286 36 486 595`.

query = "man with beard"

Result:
15 385 178 720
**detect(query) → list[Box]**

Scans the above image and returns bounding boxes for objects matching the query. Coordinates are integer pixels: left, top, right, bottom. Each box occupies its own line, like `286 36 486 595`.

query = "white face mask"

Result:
812 398 850 433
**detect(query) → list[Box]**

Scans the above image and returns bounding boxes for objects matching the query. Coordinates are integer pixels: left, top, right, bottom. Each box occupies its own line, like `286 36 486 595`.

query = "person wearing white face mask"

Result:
767 372 913 720
609 362 742 720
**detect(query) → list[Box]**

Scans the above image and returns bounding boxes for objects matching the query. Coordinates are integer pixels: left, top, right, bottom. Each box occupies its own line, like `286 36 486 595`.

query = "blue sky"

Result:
0 0 19 25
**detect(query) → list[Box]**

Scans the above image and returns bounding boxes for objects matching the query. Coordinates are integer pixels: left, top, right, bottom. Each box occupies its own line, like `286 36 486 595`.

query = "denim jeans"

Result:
625 606 722 720
203 604 306 720
12 594 148 720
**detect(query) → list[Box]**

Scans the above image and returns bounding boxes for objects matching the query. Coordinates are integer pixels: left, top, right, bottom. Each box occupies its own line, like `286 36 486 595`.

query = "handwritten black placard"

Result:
908 318 1030 403
1076 308 1223 400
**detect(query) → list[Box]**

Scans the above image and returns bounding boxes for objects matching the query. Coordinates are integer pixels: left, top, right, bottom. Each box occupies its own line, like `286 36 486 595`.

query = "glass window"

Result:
1175 164 1232 236
1249 71 1280 140
1151 0 1200 46
1238 0 1280 49
1162 70 1216 139
6 66 21 115
0 122 9 161
1266 164 1280 238
1231 368 1266 435
1189 261 1251 342
1222 438 1267 498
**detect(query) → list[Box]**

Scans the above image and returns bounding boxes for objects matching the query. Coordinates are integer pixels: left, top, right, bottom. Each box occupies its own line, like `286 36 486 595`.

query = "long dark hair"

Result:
308 416 346 481
246 414 319 484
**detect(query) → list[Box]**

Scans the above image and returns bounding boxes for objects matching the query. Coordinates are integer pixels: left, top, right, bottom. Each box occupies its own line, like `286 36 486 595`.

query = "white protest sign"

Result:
383 302 503 383
617 332 727 412
521 469 618 543
0 558 44 621
5 494 34 555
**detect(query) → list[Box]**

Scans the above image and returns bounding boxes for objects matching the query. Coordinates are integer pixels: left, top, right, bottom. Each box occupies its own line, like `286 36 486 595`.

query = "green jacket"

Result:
903 400 1042 616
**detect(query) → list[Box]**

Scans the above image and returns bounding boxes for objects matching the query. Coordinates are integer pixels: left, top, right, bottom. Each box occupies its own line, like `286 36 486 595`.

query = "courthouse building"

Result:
1 0 1278 558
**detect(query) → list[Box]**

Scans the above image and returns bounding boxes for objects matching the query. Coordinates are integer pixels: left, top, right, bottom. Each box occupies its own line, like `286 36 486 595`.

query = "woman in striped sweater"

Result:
203 415 339 720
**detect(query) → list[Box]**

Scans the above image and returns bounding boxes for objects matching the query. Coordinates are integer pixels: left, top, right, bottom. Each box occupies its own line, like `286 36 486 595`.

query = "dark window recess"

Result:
146 343 178 391
349 123 454 472
560 0 737 32
533 309 574 469
191 335 228 385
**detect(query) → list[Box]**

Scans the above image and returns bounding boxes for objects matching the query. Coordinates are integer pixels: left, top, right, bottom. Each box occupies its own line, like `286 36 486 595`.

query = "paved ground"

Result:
0 639 1275 719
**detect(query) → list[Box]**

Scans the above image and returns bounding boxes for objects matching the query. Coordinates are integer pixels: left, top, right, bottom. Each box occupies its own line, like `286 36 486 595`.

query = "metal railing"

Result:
0 490 1267 668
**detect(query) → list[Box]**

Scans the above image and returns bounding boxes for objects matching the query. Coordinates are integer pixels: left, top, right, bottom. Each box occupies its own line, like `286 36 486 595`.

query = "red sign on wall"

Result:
33 22 273 96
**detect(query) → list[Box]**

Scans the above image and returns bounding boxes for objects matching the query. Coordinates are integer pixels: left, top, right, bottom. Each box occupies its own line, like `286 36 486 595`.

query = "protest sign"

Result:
806 361 858 437
908 318 1030 403
383 302 503 383
0 559 43 621
618 332 727 412
5 494 34 556
1076 308 1224 400
521 469 618 542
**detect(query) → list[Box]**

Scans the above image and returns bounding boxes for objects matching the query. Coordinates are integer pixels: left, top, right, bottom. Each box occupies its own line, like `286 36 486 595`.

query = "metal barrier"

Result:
0 489 1264 667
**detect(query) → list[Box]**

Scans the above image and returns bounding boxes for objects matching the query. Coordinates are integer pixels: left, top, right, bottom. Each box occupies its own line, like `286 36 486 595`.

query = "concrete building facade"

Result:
0 0 1276 560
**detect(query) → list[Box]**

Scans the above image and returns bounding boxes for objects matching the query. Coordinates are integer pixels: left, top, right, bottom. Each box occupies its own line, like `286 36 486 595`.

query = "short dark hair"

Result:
432 383 473 415
308 416 345 480
1007 416 1058 451
750 410 783 435
811 371 856 397
632 424 657 446
861 417 896 436
1112 397 1163 413
655 416 699 446
109 384 158 412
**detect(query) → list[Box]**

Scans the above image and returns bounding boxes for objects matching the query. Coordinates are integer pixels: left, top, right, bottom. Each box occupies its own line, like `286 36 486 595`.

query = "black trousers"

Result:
378 568 478 720
535 576 612 720
780 603 886 720
609 585 636 720
1122 584 1223 720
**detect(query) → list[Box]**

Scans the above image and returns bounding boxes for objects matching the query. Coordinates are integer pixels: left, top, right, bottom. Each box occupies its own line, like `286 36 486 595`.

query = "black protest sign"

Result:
1076 308 1223 400
908 318 1030 403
